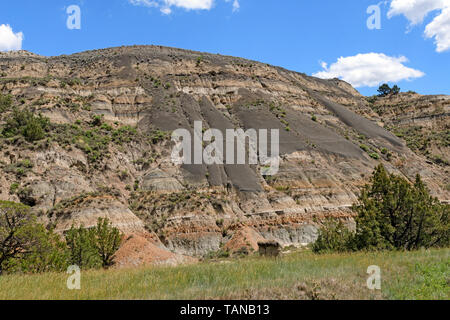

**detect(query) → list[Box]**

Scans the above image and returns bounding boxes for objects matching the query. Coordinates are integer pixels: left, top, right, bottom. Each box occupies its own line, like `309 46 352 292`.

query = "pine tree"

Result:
93 218 122 268
377 83 391 97
352 165 449 250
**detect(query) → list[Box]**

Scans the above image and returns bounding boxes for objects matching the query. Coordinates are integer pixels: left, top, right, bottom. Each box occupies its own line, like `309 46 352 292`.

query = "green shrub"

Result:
22 117 46 141
366 95 377 104
0 93 12 113
4 160 33 178
312 219 354 253
7 225 69 274
359 144 369 152
369 152 380 160
151 130 169 144
100 123 112 131
112 125 138 145
2 109 49 142
74 130 110 164
9 183 19 194
65 218 122 269
92 218 122 268
52 124 110 165
196 56 204 66
91 115 103 127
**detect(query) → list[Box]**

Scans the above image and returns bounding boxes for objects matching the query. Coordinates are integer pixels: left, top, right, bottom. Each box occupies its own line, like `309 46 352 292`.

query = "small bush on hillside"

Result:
51 124 110 165
151 130 169 144
91 115 103 127
366 95 377 104
4 160 34 178
360 144 369 152
2 109 49 142
0 94 12 113
112 125 138 145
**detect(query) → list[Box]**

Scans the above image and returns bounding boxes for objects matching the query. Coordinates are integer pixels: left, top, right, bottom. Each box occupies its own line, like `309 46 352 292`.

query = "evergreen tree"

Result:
65 225 102 269
391 85 401 95
377 83 391 97
66 218 122 269
313 165 449 253
0 201 68 274
93 218 122 268
352 165 449 250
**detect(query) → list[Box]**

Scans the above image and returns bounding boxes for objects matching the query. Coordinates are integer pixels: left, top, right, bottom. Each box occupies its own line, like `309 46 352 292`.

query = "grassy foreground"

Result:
0 248 448 300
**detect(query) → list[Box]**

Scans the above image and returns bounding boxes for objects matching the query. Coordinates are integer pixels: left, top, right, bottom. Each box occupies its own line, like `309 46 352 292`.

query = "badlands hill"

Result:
0 46 448 266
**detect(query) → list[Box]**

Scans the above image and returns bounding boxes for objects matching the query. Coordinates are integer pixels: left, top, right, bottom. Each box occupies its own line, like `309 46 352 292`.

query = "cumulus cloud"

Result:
313 53 425 88
388 0 447 25
129 0 239 14
388 0 450 52
424 6 450 52
0 24 23 51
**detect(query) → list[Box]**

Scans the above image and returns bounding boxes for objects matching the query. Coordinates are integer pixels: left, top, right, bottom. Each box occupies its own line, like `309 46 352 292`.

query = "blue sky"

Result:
0 0 449 96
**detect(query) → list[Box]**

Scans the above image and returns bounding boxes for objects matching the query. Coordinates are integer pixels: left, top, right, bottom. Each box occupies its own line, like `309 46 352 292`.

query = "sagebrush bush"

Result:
0 93 12 113
312 219 354 253
2 108 49 142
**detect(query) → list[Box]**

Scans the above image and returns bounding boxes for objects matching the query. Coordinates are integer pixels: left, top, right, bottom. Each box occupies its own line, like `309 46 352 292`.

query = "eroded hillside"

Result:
0 46 448 266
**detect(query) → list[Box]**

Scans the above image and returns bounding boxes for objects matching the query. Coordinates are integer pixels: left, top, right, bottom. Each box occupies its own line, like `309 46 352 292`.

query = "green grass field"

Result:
0 248 448 300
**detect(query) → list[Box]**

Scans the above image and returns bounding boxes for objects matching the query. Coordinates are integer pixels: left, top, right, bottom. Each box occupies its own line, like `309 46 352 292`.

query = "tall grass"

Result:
0 249 448 300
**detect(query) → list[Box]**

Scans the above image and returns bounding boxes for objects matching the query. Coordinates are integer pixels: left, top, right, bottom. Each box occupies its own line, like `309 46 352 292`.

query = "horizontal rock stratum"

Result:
0 45 448 266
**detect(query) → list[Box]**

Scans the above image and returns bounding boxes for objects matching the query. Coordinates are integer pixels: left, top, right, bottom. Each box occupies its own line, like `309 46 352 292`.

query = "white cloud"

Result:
129 0 239 14
424 6 450 52
388 0 450 52
165 0 214 10
313 53 425 88
0 24 23 51
388 0 447 25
